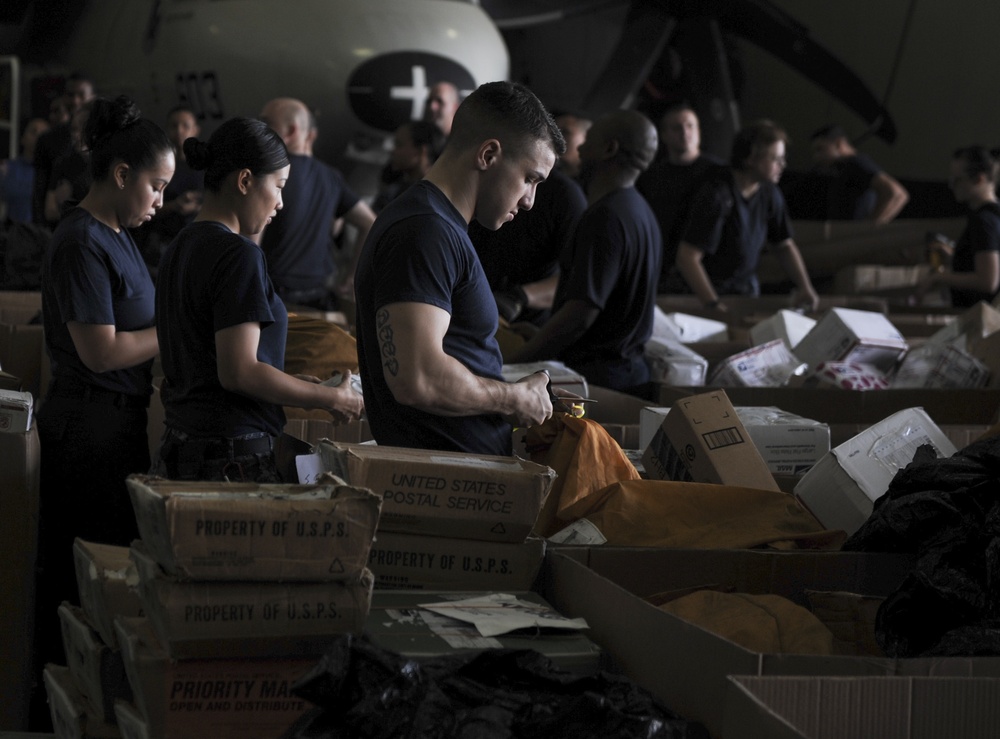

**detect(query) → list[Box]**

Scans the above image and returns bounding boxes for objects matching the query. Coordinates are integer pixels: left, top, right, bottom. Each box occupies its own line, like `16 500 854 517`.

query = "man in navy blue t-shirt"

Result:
260 97 377 309
355 81 567 456
510 110 662 398
677 120 820 313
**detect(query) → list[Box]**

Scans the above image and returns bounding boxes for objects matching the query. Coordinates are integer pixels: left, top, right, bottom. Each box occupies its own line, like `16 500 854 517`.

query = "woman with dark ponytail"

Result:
916 146 1000 306
34 94 174 692
153 117 363 483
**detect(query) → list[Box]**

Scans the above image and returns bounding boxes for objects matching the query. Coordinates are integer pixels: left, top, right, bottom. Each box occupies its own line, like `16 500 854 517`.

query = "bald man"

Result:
259 97 376 309
424 81 461 137
511 110 662 398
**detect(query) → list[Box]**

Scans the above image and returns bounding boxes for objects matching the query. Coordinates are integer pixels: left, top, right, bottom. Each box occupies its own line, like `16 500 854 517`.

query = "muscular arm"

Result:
508 299 599 363
216 322 363 420
67 323 159 373
870 172 909 226
375 301 551 425
773 239 820 310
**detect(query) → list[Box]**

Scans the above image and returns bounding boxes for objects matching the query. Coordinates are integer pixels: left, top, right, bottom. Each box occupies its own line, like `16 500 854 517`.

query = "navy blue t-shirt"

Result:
827 153 880 220
355 180 510 455
555 187 662 390
636 153 724 274
470 168 587 325
157 221 287 437
42 207 155 396
261 153 360 292
951 201 1000 307
682 170 793 293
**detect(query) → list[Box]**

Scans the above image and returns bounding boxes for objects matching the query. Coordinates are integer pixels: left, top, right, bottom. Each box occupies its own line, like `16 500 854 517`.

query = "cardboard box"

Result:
584 384 650 449
126 475 381 581
641 390 780 491
129 544 373 659
73 540 144 650
794 408 957 536
58 603 132 724
926 300 1000 347
833 264 926 295
43 664 120 739
282 415 372 447
892 342 990 389
318 442 555 542
794 308 908 373
0 291 49 401
0 424 39 730
749 309 817 351
640 406 829 474
368 531 546 591
724 675 1000 739
644 337 708 386
811 361 890 391
709 340 806 387
366 589 603 673
0 387 32 432
656 385 1000 426
536 547 1000 739
500 360 588 398
114 701 150 739
115 617 314 739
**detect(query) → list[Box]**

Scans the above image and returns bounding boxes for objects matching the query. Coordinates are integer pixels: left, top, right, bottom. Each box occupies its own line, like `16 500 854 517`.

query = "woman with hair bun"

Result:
916 145 1000 307
34 94 173 690
153 117 363 483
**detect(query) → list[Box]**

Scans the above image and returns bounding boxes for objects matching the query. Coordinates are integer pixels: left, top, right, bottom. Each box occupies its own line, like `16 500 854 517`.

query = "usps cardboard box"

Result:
58 603 132 724
115 700 150 739
709 340 806 387
641 390 780 491
318 442 555 543
43 664 120 739
644 337 708 386
724 674 1000 739
892 342 990 389
749 309 817 351
115 617 314 739
366 589 603 673
0 424 39 730
368 531 546 591
73 540 144 650
794 308 908 373
282 414 373 447
126 475 381 581
535 547 1000 739
794 408 957 536
501 360 588 398
129 543 373 659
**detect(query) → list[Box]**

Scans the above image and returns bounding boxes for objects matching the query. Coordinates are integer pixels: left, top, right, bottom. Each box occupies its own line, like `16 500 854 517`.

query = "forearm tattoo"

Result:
376 309 400 376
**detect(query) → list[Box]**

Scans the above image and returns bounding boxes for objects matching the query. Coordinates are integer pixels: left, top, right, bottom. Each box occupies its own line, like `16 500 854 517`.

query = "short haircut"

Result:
660 101 697 123
953 145 1000 184
84 95 172 182
447 81 566 159
167 104 198 119
65 72 95 92
184 117 289 192
730 119 788 169
810 124 848 142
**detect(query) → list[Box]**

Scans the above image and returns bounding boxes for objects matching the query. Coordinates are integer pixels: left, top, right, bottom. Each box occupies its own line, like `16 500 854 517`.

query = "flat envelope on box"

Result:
367 531 546 591
129 543 374 659
319 442 555 542
114 617 315 739
73 539 144 650
126 475 381 581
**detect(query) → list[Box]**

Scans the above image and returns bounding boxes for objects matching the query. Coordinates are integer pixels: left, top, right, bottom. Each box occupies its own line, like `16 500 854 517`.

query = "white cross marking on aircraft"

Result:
390 65 430 121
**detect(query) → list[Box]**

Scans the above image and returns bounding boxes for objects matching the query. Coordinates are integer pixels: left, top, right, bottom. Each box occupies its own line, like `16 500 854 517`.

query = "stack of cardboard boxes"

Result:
41 476 382 739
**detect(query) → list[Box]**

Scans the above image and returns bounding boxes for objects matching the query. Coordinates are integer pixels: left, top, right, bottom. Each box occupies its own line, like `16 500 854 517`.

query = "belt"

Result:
49 382 149 408
170 433 275 460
